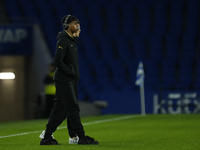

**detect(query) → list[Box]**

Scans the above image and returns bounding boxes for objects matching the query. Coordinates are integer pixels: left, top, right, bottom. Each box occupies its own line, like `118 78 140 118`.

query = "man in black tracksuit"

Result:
40 15 98 145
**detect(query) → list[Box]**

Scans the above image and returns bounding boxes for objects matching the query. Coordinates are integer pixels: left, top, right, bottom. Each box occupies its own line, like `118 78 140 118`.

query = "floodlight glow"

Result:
0 72 15 79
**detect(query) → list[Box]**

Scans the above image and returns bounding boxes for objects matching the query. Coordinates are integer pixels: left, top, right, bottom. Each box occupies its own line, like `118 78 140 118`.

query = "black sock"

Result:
44 131 52 140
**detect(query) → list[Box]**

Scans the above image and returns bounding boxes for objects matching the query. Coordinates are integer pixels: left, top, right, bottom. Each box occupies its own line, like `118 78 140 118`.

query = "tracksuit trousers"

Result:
45 78 85 139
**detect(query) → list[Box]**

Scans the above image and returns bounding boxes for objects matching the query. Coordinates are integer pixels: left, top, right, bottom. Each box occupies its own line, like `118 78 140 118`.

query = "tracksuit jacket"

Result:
53 30 80 84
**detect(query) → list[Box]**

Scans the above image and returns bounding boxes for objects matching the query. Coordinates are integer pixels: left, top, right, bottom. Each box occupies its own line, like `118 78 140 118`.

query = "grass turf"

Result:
0 114 199 150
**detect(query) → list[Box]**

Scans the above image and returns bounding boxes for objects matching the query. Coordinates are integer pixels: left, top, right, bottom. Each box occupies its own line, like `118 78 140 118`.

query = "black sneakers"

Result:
78 136 99 145
40 135 99 145
40 136 60 145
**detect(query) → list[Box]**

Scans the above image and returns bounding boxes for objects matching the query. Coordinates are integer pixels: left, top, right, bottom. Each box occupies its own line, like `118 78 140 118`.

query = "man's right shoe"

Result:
39 130 54 139
69 136 79 144
78 136 99 145
40 136 60 145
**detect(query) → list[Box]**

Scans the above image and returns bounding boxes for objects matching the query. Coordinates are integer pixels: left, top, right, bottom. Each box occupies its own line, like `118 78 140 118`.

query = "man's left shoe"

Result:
78 136 99 145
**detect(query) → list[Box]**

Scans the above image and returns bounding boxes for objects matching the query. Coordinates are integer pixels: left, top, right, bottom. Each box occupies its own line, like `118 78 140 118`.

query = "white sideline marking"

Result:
0 115 141 139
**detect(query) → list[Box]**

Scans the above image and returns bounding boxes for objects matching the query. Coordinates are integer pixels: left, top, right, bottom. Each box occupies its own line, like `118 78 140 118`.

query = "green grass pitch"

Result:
0 114 199 150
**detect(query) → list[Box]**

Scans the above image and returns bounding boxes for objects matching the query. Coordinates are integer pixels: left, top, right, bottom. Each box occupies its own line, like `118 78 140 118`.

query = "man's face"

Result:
73 29 81 37
68 21 80 33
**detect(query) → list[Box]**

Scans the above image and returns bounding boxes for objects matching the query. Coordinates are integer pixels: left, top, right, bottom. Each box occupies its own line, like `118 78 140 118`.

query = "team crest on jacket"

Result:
58 46 63 49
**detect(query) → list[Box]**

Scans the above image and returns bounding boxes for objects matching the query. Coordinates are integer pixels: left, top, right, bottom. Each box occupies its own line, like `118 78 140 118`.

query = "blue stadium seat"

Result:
132 35 147 59
80 84 100 101
106 18 120 36
144 59 158 69
4 0 22 19
85 43 99 61
146 75 160 89
113 76 126 86
169 4 184 35
178 59 194 68
98 38 115 60
114 36 132 60
160 66 177 88
133 45 147 59
148 35 164 60
90 20 104 36
185 11 199 34
123 59 138 84
79 74 94 87
161 58 178 68
79 61 91 76
120 83 135 91
177 65 194 89
193 78 200 89
153 0 169 17
160 76 176 89
145 63 160 88
110 64 126 79
137 1 151 36
121 20 136 36
104 3 119 20
99 83 117 92
121 3 135 19
149 45 163 61
181 45 196 59
18 0 37 18
90 59 110 84
79 35 100 61
182 34 196 44
108 59 124 70
169 26 183 35
170 0 184 21
165 43 180 60
187 0 200 10
175 76 193 89
162 67 176 77
179 67 193 77
53 1 71 18
165 34 180 44
88 3 101 19
153 20 167 35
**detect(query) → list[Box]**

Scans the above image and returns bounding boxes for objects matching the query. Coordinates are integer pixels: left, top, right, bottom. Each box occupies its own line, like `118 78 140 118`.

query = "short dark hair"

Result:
61 15 80 27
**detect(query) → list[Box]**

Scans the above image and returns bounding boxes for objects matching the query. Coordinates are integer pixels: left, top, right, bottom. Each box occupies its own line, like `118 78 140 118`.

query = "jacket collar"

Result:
65 30 74 39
